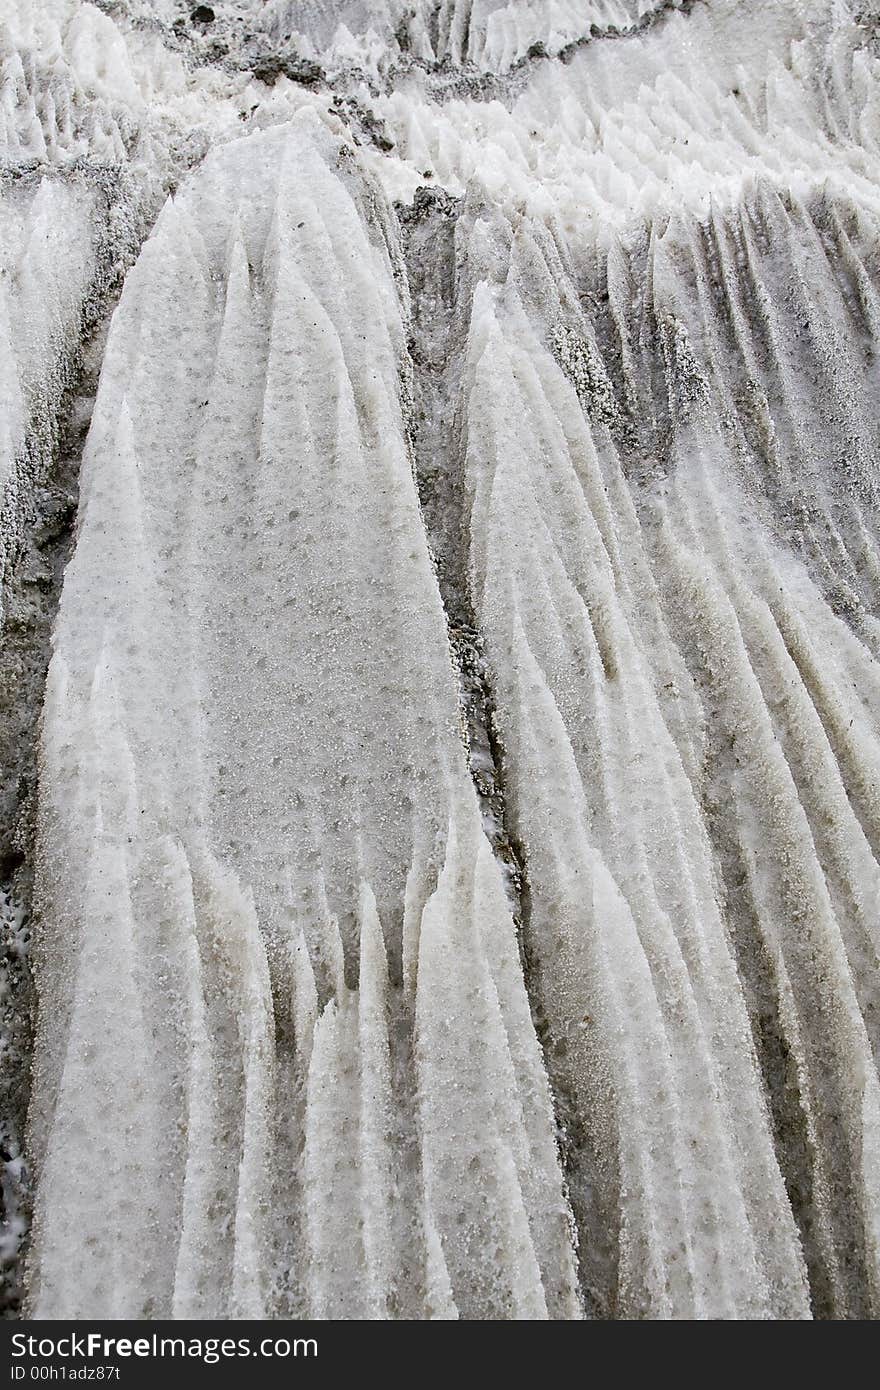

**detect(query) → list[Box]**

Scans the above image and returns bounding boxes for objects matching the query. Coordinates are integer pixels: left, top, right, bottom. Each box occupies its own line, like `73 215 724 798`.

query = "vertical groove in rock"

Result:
399 190 518 885
399 187 601 1313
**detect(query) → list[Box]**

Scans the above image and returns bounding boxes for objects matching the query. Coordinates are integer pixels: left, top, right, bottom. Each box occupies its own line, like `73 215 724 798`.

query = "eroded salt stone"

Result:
2 0 880 1322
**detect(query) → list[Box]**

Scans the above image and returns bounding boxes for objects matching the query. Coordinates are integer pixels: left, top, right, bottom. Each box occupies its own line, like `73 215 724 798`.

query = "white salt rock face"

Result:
26 112 580 1321
0 0 136 166
0 0 251 601
434 0 676 72
260 0 430 75
365 0 880 230
0 179 95 436
261 0 674 73
459 276 811 1319
0 178 96 592
264 0 411 46
10 0 880 1326
0 0 275 185
454 133 880 1311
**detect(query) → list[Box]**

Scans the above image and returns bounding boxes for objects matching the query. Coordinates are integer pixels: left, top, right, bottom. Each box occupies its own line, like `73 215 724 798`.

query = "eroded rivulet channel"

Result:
2 0 880 1320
